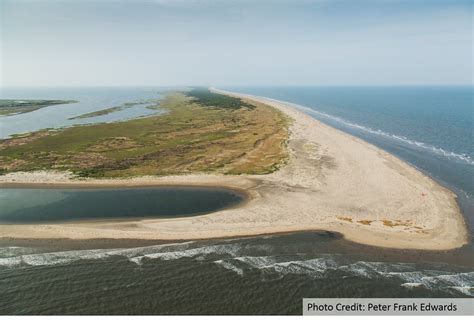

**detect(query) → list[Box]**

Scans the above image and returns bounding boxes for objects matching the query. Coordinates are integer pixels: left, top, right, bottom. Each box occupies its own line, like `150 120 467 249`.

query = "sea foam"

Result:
259 95 474 166
213 255 474 296
1 241 472 297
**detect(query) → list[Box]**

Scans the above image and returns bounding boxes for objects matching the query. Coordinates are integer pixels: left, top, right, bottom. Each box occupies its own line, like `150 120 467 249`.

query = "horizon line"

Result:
1 84 473 89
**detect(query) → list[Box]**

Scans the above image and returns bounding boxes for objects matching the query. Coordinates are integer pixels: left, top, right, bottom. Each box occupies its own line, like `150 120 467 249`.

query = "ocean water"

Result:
0 86 473 314
1 232 473 315
226 86 474 229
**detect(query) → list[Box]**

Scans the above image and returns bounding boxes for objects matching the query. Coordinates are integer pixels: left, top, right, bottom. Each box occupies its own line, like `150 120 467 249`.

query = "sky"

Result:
0 0 472 87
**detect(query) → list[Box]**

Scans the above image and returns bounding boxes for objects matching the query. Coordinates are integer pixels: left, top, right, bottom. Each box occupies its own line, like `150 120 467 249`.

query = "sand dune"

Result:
0 88 468 250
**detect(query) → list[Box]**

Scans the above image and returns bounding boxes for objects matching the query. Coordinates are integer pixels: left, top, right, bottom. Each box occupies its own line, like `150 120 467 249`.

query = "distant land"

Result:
0 99 77 116
68 101 158 120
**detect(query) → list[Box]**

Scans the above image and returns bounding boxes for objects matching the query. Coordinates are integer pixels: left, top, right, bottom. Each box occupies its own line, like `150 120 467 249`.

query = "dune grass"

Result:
0 92 289 178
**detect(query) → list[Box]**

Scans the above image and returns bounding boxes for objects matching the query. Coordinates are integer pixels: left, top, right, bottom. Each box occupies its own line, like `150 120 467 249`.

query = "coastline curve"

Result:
0 88 469 250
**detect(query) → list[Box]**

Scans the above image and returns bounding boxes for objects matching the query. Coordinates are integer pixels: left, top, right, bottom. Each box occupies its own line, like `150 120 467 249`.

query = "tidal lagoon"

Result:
0 187 246 223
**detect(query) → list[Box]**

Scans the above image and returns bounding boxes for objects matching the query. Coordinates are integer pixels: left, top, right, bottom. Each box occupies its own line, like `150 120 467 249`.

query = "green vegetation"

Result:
185 88 255 110
0 99 77 116
69 107 124 120
68 101 157 120
0 92 289 178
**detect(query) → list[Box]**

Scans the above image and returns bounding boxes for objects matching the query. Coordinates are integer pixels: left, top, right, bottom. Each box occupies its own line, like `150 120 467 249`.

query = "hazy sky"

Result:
1 0 472 87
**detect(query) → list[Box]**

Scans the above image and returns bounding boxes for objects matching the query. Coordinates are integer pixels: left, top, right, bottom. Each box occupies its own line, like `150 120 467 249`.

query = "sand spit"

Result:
0 88 468 250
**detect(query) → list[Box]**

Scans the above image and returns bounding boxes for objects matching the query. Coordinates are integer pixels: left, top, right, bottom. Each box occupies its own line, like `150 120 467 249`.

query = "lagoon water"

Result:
0 87 164 138
0 86 473 314
0 187 245 223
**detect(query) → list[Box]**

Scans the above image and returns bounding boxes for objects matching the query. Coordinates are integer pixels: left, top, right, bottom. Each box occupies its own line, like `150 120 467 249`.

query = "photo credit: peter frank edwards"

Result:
304 299 474 315
0 0 472 319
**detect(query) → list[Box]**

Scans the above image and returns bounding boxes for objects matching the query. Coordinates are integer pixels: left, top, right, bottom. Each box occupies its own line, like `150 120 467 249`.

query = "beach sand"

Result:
0 88 468 250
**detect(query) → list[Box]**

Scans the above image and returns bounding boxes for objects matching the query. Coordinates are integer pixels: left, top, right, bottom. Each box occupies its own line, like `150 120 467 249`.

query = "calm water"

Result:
0 86 473 314
0 187 245 223
0 87 164 138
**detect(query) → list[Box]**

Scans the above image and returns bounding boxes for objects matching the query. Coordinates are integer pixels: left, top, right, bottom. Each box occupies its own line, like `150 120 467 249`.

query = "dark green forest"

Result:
186 88 255 110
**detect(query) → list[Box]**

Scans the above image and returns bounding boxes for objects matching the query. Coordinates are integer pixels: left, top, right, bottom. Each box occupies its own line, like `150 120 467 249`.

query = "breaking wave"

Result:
213 255 474 297
1 242 472 297
255 95 474 166
0 241 245 268
0 242 197 268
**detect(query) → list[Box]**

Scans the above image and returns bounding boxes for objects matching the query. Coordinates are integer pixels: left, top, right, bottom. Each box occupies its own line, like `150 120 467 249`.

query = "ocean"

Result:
225 86 474 229
0 86 473 314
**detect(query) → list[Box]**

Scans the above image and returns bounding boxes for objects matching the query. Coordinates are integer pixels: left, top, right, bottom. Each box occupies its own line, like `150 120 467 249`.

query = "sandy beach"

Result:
0 88 468 250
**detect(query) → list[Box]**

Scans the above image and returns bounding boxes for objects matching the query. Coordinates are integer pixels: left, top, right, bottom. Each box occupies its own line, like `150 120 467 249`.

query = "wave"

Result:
253 95 474 166
0 246 39 258
213 256 474 296
398 272 474 296
0 241 196 268
215 259 244 276
232 256 339 277
0 241 245 268
129 243 243 265
1 241 472 296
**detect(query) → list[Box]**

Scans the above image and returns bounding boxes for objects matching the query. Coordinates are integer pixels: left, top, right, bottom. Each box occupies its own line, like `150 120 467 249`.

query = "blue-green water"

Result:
0 187 245 223
0 87 165 138
0 86 473 314
226 86 474 228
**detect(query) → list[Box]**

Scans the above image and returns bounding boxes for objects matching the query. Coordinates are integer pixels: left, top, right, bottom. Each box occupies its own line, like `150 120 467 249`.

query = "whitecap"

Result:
131 243 242 265
248 95 474 167
0 241 198 268
217 256 339 277
214 259 244 276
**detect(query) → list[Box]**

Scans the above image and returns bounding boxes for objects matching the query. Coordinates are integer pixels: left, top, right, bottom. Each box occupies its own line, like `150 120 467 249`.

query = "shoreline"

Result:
0 89 469 250
2 230 473 268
